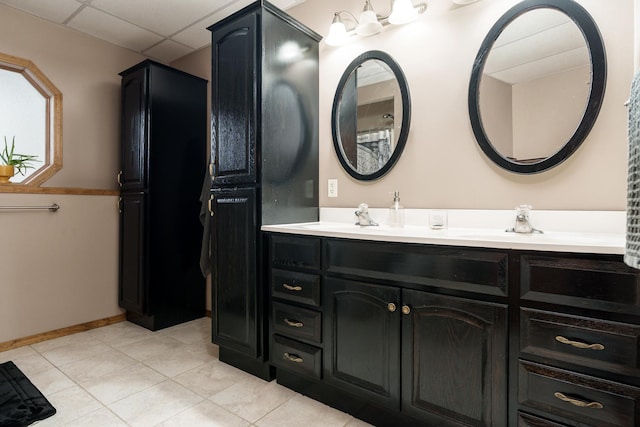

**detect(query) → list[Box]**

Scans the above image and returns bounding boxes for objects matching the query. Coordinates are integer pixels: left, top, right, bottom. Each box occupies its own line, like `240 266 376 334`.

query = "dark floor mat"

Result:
0 361 56 426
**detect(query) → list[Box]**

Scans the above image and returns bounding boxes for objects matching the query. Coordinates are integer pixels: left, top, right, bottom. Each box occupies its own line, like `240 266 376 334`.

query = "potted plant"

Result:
0 136 39 183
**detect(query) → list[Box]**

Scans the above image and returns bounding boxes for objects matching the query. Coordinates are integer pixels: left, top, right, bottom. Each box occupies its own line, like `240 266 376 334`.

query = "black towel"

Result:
199 168 212 277
0 361 56 426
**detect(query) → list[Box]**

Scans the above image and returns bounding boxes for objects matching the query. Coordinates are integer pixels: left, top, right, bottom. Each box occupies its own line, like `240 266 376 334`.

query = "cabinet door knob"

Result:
284 318 304 328
554 392 603 409
402 305 411 315
283 352 303 363
555 336 605 351
387 303 397 312
283 283 303 291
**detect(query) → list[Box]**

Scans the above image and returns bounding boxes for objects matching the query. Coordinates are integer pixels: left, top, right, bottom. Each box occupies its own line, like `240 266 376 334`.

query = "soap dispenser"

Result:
389 191 405 228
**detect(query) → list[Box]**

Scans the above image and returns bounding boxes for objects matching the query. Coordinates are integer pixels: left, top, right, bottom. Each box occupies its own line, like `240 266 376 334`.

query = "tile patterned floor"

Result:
0 318 372 427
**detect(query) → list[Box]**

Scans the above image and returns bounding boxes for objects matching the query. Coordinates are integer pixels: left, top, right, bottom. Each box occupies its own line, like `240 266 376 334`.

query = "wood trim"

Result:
0 314 126 352
206 309 212 318
0 186 119 196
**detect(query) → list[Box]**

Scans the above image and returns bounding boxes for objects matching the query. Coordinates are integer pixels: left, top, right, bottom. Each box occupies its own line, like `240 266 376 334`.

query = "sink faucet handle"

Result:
355 203 378 226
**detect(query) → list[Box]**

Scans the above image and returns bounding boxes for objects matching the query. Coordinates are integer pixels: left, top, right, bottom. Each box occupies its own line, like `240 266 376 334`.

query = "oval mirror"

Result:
332 50 411 180
468 0 606 174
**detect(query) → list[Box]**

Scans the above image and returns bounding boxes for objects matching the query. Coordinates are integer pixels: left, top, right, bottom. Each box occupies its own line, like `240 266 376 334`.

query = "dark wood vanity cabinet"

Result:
207 2 320 379
266 234 640 426
269 234 509 426
118 60 206 331
210 188 258 356
269 234 322 379
516 252 640 427
401 290 507 426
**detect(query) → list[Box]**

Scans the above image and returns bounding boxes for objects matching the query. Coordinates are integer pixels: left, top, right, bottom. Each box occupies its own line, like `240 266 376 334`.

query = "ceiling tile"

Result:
0 0 83 24
143 39 195 63
90 0 230 36
67 7 164 52
172 22 211 50
172 0 253 49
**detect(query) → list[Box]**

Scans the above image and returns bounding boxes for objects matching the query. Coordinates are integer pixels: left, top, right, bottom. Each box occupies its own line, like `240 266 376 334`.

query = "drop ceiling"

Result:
0 0 307 63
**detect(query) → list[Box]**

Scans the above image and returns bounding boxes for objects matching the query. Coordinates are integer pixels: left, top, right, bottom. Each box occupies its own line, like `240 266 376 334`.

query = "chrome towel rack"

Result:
0 203 60 212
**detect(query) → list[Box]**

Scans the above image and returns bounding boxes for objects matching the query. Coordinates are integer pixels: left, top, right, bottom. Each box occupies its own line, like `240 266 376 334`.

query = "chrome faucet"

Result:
506 205 543 234
355 203 378 226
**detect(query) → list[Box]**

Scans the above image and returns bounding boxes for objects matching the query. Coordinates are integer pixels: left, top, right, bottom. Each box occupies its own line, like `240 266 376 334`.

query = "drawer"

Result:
521 308 640 377
271 234 321 270
272 302 322 344
518 412 567 426
324 239 508 296
520 254 640 315
519 360 640 427
271 269 321 306
271 334 321 379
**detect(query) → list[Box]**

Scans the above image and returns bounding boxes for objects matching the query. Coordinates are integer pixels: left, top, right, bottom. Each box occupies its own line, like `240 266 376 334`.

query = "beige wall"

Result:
177 0 636 211
282 0 634 210
0 193 120 343
0 4 146 190
0 5 145 342
0 0 635 340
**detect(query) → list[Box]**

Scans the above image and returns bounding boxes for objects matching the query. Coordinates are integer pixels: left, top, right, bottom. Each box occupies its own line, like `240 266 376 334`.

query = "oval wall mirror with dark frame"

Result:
468 0 606 174
332 50 411 180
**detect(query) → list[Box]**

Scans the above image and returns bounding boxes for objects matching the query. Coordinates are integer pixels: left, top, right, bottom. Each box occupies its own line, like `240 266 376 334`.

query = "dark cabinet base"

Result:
126 308 204 332
219 346 274 381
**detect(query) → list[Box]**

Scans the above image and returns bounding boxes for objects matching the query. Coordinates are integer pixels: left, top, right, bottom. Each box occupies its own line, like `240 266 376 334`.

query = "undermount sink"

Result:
444 228 621 245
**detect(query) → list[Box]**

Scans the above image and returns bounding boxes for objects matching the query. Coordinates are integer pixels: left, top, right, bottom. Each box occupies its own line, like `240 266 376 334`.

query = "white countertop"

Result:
261 208 627 255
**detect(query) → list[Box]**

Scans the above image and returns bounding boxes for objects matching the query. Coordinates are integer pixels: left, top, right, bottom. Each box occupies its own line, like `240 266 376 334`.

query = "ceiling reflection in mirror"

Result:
480 8 589 163
332 51 411 180
469 0 606 174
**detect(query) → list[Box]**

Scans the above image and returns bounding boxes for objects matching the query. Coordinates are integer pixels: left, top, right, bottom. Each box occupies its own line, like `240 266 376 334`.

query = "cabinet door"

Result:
324 278 401 410
119 193 146 313
211 188 259 357
210 12 257 185
120 67 148 190
402 290 508 426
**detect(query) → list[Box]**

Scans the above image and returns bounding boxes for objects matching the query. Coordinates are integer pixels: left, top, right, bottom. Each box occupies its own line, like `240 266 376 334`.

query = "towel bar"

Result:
0 203 60 212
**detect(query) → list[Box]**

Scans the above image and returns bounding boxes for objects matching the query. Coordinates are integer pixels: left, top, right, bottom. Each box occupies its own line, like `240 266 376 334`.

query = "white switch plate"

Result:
328 179 338 197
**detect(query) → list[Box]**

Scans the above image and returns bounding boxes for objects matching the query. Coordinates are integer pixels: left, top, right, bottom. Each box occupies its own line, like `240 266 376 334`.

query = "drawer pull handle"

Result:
283 352 303 363
284 318 304 328
555 336 605 351
283 283 303 291
554 392 603 409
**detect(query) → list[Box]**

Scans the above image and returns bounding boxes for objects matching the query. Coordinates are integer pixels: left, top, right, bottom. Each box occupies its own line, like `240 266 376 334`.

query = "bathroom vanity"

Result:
262 214 639 427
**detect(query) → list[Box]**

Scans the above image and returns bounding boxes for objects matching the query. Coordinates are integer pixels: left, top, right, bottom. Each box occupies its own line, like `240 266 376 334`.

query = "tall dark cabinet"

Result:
118 60 207 331
207 1 320 378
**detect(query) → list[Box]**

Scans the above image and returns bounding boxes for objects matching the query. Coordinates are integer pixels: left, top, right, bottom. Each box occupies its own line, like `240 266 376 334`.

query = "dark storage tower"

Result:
207 1 320 378
118 60 207 330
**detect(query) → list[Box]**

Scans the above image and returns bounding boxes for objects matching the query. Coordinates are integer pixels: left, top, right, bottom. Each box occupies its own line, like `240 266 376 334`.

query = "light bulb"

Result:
356 1 382 36
325 14 350 46
389 0 419 25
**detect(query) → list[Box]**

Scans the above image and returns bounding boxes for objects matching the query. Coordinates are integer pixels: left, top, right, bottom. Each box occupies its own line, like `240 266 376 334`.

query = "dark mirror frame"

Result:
468 0 606 174
332 50 411 180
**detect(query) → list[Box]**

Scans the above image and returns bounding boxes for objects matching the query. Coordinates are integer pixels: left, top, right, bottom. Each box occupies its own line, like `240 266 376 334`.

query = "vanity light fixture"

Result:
325 0 427 46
